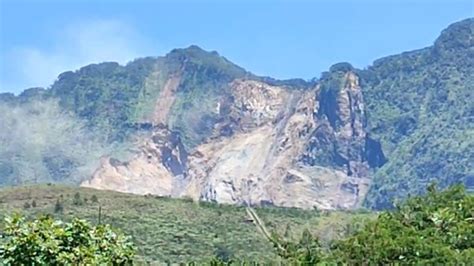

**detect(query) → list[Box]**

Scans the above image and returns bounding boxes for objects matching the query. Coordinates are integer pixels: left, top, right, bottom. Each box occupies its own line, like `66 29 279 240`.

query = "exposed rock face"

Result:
81 124 186 196
295 71 373 208
152 75 181 125
302 72 368 177
83 72 382 209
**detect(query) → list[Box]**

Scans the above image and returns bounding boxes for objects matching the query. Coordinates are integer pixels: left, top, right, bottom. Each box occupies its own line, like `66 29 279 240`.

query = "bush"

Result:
0 215 135 264
213 244 234 262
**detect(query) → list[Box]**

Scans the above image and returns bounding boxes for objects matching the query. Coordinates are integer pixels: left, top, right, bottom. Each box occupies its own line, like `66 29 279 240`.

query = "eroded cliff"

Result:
82 69 380 209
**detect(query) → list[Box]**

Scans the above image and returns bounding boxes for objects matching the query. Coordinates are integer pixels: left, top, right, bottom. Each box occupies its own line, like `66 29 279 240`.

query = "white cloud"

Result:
2 19 154 93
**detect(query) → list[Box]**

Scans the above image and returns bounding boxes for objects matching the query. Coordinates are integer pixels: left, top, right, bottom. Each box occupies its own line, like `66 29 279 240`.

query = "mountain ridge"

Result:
0 18 472 210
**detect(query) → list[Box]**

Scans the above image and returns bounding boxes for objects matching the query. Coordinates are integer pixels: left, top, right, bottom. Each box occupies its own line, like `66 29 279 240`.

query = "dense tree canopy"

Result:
0 215 135 265
330 184 474 264
265 184 474 264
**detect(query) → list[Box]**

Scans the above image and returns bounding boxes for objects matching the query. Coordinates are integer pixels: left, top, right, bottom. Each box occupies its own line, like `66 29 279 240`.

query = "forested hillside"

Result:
361 18 474 208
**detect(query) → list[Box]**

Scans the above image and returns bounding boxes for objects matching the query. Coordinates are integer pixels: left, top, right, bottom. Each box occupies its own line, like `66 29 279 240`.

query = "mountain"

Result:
0 18 472 210
361 18 474 208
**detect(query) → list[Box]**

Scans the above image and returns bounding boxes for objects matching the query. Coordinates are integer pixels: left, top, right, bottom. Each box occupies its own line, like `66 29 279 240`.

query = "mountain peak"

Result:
166 45 220 62
165 45 250 79
184 44 216 54
329 62 355 73
434 18 473 53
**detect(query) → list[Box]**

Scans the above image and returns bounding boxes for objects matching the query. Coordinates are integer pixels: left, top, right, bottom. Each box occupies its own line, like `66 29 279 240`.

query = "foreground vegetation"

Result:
262 184 473 264
0 185 371 263
0 215 135 264
328 184 473 264
1 184 472 264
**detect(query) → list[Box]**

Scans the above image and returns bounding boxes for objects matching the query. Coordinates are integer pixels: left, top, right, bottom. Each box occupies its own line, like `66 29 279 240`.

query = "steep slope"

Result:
1 19 472 210
360 18 474 209
84 72 377 209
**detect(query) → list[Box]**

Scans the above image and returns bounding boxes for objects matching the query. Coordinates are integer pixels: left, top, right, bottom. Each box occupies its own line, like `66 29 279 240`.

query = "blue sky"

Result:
0 0 472 93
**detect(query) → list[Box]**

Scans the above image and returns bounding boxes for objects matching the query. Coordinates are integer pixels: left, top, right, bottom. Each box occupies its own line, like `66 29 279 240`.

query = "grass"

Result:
0 185 374 263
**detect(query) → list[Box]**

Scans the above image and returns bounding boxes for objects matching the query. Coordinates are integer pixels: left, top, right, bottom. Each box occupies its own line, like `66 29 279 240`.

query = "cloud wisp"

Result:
2 19 154 93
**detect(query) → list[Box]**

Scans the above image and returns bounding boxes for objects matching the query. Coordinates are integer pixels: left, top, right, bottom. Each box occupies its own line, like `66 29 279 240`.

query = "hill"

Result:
0 185 372 263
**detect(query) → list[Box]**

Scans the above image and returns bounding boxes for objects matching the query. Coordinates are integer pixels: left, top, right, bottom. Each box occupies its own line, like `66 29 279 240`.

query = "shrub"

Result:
0 215 135 264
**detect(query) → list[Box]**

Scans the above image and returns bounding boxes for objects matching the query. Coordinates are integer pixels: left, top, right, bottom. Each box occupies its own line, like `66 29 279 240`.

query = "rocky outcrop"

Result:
181 80 315 206
297 70 385 207
302 71 368 177
83 71 383 209
81 124 187 196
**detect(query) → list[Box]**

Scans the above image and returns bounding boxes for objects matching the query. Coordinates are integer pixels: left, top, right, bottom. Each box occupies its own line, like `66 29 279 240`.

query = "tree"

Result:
0 215 135 265
54 199 64 214
271 228 323 264
266 184 473 265
329 184 474 264
91 194 99 203
72 192 83 206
